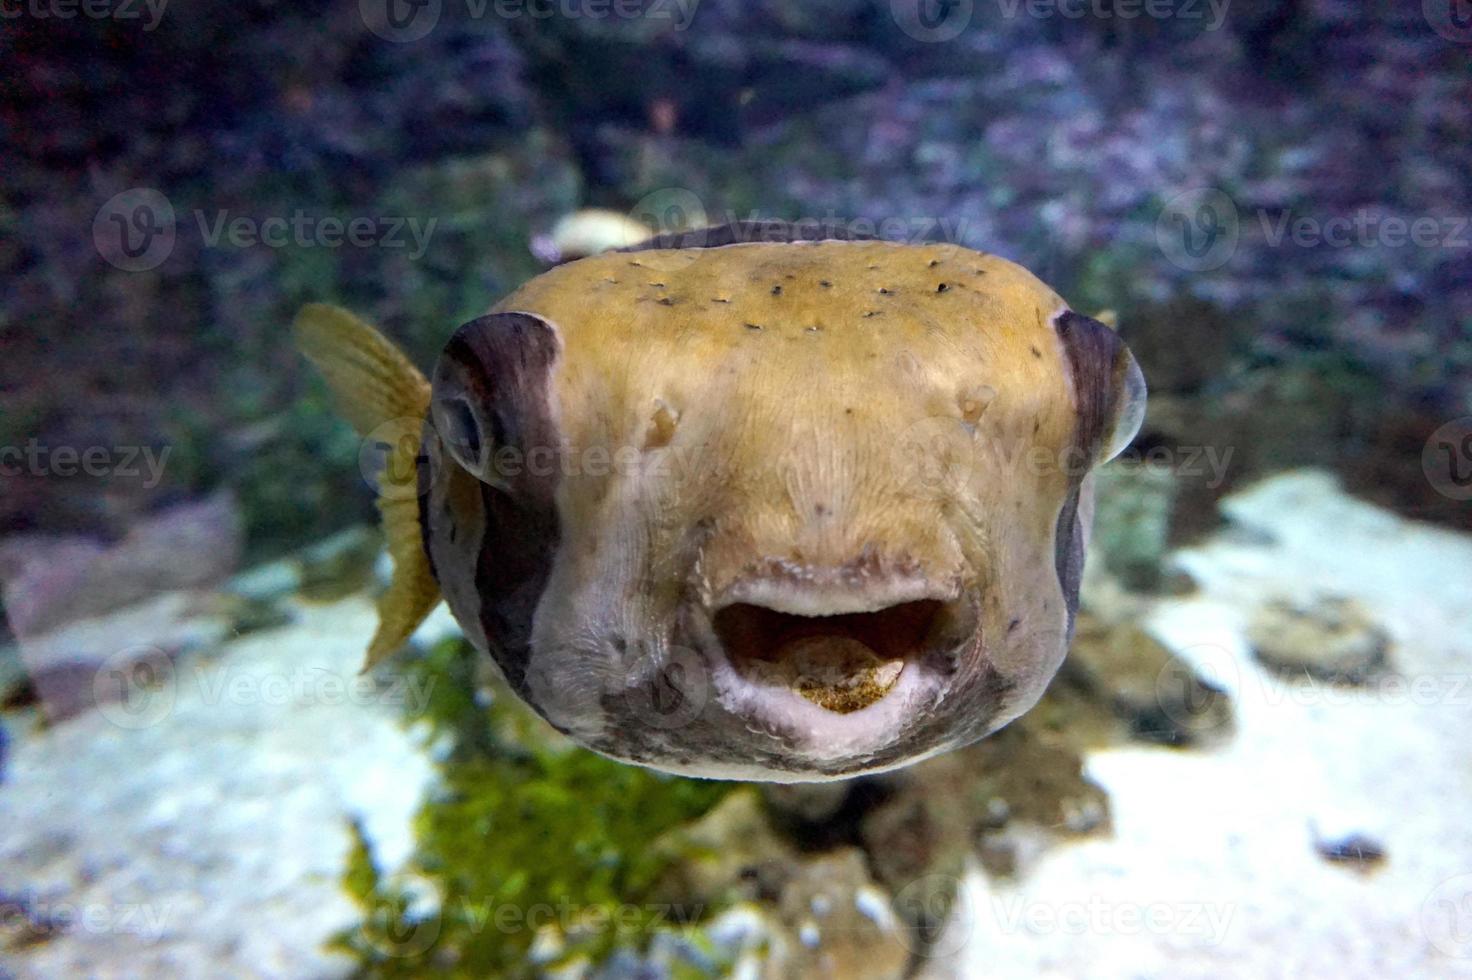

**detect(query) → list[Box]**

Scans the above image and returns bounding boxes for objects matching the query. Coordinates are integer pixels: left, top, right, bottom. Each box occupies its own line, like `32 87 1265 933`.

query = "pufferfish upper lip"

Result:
709 555 962 617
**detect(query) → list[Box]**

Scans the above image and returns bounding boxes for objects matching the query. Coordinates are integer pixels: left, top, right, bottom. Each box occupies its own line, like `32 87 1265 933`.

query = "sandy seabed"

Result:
928 471 1472 980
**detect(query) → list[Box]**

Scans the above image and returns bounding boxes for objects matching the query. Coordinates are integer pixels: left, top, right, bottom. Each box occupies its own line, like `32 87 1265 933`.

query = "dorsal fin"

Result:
294 303 441 670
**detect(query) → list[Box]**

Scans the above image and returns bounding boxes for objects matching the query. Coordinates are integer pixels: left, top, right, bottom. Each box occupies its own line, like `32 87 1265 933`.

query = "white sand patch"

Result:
924 470 1472 980
0 596 434 979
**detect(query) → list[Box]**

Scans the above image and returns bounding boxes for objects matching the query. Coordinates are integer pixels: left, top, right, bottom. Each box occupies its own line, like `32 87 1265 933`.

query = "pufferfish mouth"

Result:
712 600 947 713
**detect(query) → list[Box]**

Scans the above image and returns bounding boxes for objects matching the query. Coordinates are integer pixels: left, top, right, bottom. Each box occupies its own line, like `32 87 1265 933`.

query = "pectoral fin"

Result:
294 303 441 670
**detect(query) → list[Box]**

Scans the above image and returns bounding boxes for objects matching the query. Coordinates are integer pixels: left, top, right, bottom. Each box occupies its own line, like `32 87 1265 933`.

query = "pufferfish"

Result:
296 222 1145 782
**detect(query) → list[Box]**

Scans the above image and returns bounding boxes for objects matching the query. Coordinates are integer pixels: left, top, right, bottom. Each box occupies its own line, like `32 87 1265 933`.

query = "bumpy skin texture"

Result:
419 234 1142 781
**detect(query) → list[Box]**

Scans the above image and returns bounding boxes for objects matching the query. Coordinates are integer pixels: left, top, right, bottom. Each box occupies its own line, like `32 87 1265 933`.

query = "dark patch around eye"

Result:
1054 310 1127 463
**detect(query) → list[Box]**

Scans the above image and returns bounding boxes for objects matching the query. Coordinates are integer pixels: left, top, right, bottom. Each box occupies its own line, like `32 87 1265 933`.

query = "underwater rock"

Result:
531 209 656 265
2 591 236 722
762 781 853 826
1313 832 1387 873
295 526 383 603
776 850 909 980
586 903 790 980
653 790 799 908
1062 611 1235 747
860 718 1112 914
0 491 242 639
650 793 907 979
1089 460 1179 592
1247 595 1391 684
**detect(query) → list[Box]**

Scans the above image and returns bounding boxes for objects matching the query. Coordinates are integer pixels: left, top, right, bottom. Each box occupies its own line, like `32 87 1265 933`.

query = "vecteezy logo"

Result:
1424 0 1472 43
1423 417 1472 501
360 0 441 42
1422 873 1472 958
897 414 979 499
892 873 971 957
1155 187 1240 272
629 188 709 246
361 418 435 501
890 0 973 42
359 901 442 959
93 646 176 729
93 188 176 272
615 644 708 730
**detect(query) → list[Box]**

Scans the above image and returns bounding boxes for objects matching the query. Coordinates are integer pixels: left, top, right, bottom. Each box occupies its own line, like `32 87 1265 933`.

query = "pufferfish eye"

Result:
1053 310 1148 465
432 393 489 476
1102 348 1147 462
428 310 563 491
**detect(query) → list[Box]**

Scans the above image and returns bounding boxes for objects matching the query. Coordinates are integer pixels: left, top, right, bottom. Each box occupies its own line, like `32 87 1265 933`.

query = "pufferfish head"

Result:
420 230 1145 781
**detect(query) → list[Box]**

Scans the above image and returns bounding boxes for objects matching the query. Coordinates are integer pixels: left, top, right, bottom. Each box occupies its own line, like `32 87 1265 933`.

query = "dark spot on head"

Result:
845 407 854 414
1007 618 1021 634
1030 345 1042 358
814 503 827 516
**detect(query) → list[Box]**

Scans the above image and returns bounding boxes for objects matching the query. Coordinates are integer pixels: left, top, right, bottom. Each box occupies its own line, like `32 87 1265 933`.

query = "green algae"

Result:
332 637 734 978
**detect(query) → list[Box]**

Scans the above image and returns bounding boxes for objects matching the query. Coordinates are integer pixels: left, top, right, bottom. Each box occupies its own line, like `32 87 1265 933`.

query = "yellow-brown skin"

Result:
413 238 1143 781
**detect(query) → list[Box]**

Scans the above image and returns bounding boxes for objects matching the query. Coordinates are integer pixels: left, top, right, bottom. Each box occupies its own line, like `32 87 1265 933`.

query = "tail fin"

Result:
295 303 442 671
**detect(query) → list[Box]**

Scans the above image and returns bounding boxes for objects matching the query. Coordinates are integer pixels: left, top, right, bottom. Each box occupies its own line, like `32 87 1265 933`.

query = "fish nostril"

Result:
643 400 679 450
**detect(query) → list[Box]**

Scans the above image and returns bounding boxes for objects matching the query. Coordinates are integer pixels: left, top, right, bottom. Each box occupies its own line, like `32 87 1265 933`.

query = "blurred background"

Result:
2 1 1471 978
